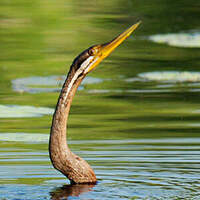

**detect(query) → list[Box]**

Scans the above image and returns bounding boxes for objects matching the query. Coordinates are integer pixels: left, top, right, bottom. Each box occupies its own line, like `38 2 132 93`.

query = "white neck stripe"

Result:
62 56 94 103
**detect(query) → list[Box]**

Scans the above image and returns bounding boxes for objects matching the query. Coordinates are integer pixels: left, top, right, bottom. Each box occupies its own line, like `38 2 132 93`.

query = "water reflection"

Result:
0 132 48 143
0 104 53 118
148 32 200 48
50 184 95 200
137 71 200 82
12 76 103 93
1 0 200 199
1 138 200 199
87 71 200 94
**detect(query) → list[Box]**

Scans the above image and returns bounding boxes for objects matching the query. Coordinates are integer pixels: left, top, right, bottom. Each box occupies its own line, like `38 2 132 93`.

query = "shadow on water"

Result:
50 183 96 200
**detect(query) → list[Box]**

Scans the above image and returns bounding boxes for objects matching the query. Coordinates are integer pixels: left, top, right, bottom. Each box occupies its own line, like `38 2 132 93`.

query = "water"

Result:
1 0 200 199
1 139 200 199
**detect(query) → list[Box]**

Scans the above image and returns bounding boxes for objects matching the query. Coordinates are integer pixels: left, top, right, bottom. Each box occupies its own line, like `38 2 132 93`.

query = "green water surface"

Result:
0 0 200 199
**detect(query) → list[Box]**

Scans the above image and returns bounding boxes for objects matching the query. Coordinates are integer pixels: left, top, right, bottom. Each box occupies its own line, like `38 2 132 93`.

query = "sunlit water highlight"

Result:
0 133 48 143
0 105 53 118
12 76 103 93
86 71 200 94
137 71 200 82
149 32 200 48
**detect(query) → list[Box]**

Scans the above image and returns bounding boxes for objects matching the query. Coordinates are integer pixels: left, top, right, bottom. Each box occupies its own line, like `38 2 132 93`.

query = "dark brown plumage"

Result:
49 22 141 184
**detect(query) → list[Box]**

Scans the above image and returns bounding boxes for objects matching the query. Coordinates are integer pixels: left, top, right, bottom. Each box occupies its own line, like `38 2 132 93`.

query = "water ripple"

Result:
0 137 200 199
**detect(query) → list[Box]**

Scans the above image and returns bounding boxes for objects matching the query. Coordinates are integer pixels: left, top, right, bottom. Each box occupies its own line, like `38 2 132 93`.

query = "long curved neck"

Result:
49 69 96 184
49 69 84 163
50 70 83 151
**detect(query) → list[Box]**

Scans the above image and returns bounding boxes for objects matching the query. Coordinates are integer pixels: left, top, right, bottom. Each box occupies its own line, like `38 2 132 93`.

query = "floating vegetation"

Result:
0 105 54 118
12 75 103 93
148 32 200 48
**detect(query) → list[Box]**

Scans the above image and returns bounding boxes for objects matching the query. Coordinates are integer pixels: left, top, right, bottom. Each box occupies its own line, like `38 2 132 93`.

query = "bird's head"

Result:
69 21 141 78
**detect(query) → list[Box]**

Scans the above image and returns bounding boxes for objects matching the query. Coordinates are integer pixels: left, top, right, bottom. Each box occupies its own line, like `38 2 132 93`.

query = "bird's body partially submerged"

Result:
49 22 141 184
49 72 96 184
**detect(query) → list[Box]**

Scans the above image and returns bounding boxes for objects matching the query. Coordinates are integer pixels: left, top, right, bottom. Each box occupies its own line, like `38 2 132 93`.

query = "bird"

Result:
49 21 141 184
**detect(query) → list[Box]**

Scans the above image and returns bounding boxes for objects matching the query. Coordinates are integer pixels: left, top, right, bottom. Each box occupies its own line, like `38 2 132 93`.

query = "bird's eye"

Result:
88 48 97 56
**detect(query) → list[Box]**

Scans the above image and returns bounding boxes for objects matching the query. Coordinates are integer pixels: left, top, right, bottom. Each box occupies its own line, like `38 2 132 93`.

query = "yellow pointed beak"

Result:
87 21 141 73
